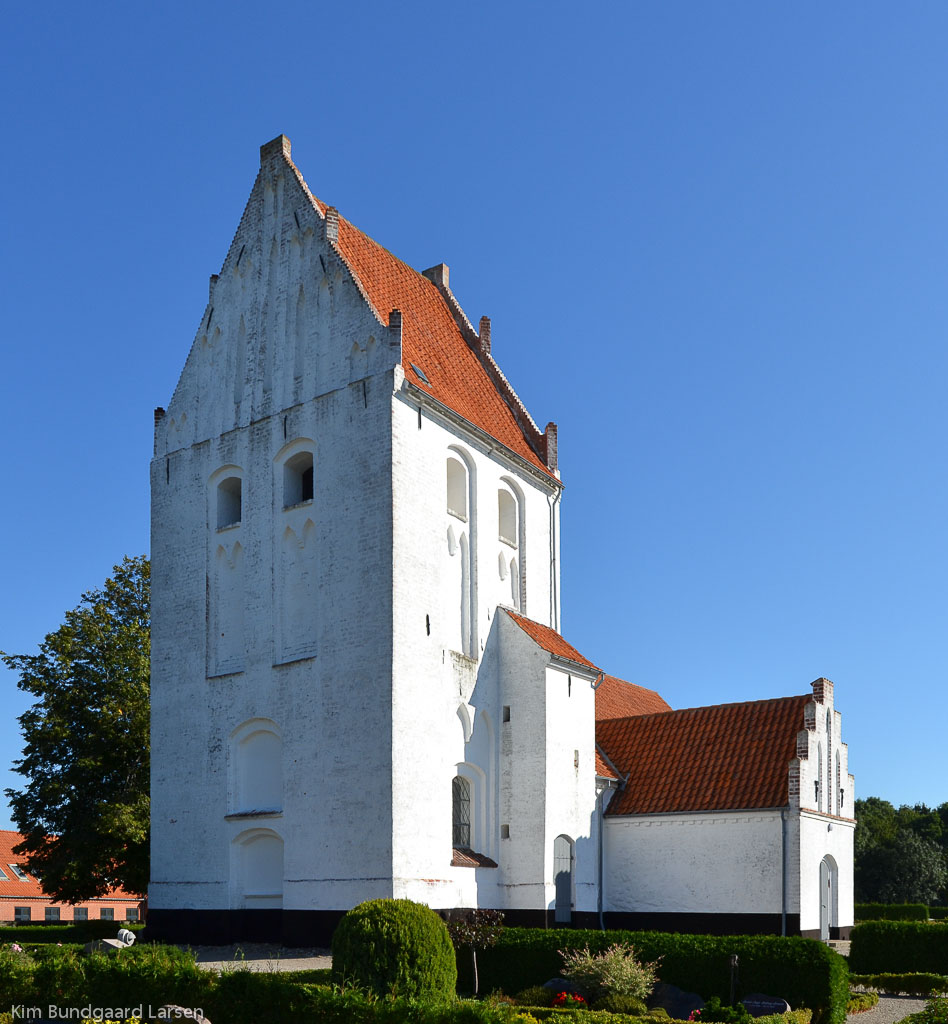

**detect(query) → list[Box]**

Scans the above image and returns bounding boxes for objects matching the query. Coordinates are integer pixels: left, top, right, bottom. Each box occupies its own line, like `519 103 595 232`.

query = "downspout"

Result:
590 673 608 930
548 490 562 632
781 808 790 936
597 785 608 930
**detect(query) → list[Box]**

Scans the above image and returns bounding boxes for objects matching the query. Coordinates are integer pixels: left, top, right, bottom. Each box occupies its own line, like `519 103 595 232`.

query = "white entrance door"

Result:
819 856 836 941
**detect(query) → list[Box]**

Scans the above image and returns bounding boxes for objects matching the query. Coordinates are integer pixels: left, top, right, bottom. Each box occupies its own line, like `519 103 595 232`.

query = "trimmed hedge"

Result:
332 898 457 999
855 904 930 922
0 921 146 943
849 921 948 974
850 974 948 997
458 929 848 1024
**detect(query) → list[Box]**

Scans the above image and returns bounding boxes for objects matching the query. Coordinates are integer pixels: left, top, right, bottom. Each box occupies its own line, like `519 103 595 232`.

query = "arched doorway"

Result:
553 835 574 924
819 855 838 941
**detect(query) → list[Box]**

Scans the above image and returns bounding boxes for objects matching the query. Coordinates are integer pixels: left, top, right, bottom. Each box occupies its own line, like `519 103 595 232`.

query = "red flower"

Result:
553 991 587 1007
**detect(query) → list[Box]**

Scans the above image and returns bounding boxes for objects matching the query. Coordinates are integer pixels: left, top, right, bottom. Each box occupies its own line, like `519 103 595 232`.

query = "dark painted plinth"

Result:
603 911 803 936
145 907 810 946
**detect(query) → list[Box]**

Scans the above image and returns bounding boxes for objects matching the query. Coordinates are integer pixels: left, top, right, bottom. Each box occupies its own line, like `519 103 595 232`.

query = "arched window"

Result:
232 829 284 908
816 743 823 811
217 477 242 529
447 458 467 520
275 440 318 662
452 776 471 848
284 451 314 507
498 489 517 546
444 449 476 657
230 720 282 814
835 751 842 815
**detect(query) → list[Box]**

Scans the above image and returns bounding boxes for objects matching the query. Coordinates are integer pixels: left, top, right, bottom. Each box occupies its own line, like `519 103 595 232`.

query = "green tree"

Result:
857 831 947 905
2 556 150 901
854 796 897 860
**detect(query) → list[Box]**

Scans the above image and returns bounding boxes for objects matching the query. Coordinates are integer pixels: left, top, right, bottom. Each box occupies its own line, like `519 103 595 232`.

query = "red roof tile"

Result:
452 847 498 868
296 175 555 480
0 830 141 902
596 674 671 721
503 610 600 670
597 694 812 815
595 748 619 780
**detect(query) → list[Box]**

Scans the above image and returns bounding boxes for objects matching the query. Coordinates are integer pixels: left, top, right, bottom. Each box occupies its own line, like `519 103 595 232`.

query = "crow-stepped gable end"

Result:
148 136 855 946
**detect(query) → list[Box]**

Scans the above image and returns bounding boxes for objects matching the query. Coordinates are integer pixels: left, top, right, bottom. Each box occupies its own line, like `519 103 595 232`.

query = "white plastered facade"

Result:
149 136 854 941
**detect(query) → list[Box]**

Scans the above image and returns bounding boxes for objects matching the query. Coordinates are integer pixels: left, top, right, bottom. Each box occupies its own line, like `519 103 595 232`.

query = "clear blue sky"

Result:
1 2 945 832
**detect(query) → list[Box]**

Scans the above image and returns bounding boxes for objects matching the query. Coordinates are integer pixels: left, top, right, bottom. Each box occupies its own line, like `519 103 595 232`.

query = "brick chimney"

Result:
325 206 339 243
478 316 491 355
544 422 558 471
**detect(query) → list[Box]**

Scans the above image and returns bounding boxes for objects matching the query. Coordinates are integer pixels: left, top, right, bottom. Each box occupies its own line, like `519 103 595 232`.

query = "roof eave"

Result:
404 380 562 489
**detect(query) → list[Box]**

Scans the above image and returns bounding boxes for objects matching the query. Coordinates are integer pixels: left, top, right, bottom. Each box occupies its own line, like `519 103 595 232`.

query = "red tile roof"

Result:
597 694 812 815
291 164 555 480
595 748 619 780
452 847 498 868
596 674 671 721
0 830 141 902
503 610 600 670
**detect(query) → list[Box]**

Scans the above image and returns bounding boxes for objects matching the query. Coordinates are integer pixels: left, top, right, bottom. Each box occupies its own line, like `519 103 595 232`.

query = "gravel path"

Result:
183 943 331 973
847 995 929 1024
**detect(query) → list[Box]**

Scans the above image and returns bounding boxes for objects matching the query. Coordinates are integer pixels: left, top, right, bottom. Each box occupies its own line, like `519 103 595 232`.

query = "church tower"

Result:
148 136 583 943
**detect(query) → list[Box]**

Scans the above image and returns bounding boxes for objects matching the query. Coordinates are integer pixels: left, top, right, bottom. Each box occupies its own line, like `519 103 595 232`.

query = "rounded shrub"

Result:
331 898 457 999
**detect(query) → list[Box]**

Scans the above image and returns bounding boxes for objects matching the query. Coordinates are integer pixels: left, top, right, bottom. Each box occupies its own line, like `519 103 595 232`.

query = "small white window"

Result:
45 907 60 921
8 864 29 881
0 865 8 881
284 451 314 507
447 458 467 520
217 476 242 529
498 489 517 546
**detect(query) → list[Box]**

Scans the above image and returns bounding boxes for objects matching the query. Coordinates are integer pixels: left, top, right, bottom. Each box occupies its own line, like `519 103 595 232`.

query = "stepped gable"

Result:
503 610 599 670
278 139 554 479
597 693 812 815
596 674 670 722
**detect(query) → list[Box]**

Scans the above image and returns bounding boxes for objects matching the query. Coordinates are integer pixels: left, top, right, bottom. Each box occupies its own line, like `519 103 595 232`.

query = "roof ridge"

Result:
425 278 547 457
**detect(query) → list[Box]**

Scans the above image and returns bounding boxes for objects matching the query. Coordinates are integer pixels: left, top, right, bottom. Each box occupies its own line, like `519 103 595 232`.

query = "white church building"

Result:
148 135 855 945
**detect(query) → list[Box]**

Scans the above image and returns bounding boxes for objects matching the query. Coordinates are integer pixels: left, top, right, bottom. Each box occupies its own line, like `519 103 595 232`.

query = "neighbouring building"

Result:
0 830 145 925
148 135 855 946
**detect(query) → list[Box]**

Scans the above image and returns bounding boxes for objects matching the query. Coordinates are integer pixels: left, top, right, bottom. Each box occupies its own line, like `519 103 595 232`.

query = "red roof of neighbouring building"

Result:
596 674 671 721
0 830 142 903
597 694 812 815
503 610 600 670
